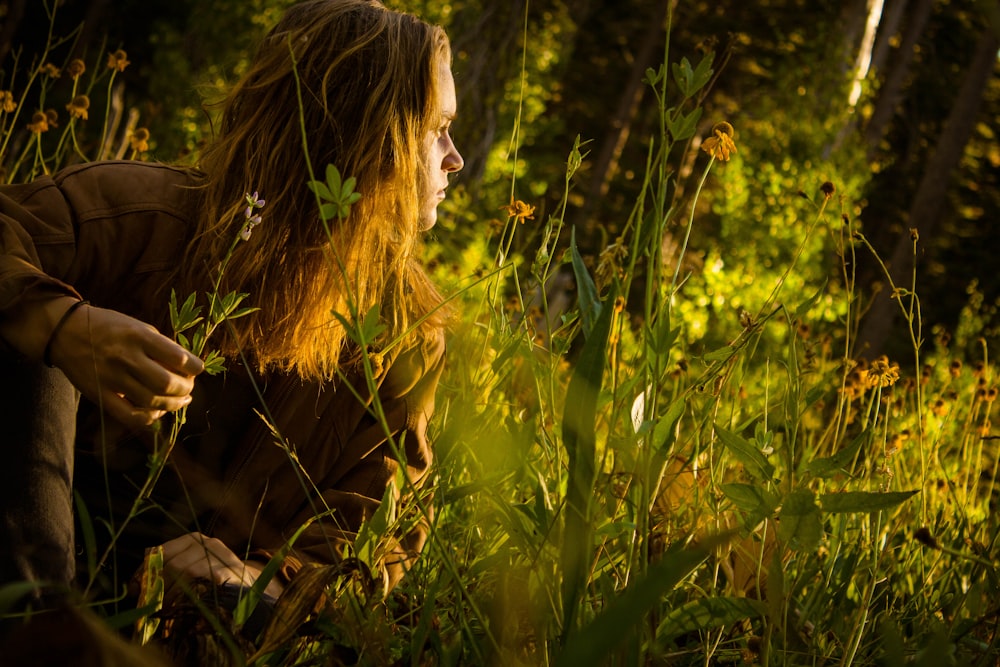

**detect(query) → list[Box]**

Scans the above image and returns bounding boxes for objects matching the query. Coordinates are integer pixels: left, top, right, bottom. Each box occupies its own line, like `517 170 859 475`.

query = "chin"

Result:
418 211 438 231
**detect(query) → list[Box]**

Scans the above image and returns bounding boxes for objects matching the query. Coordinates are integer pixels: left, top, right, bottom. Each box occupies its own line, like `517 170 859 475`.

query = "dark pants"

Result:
0 358 79 602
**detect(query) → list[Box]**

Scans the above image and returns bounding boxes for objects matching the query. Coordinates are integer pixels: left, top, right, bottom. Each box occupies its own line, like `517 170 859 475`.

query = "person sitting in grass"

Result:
0 0 463 619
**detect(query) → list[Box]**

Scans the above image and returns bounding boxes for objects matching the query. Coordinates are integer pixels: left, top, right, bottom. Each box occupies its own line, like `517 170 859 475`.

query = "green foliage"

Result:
5 1 1000 664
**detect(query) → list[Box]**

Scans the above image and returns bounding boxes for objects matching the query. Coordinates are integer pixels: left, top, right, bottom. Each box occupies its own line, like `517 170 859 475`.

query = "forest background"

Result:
3 0 1000 665
3 0 997 362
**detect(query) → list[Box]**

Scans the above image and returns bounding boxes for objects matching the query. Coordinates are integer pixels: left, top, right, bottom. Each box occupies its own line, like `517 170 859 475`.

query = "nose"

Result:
443 136 464 173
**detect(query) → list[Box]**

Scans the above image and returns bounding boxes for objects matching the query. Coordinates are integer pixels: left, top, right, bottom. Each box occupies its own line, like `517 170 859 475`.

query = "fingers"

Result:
51 304 207 429
99 388 168 428
142 329 205 377
161 533 250 587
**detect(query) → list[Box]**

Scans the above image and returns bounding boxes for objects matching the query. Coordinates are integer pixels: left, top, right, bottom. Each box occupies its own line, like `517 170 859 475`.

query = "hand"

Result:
161 532 284 599
46 300 204 429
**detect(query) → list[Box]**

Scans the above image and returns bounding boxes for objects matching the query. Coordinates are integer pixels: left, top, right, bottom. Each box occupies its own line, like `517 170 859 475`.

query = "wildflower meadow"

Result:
1 1 999 665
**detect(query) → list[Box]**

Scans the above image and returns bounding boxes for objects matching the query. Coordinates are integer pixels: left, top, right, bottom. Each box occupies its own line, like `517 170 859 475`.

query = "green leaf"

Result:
819 490 918 514
570 226 601 339
228 306 260 321
805 429 869 478
671 57 694 96
232 517 316 632
306 179 333 202
667 106 702 141
777 488 822 550
325 162 343 195
703 343 735 362
689 51 715 94
360 304 386 342
794 280 828 319
715 424 775 481
560 283 616 640
319 202 338 221
556 534 726 666
652 398 686 454
721 482 779 517
657 596 766 643
642 64 664 87
202 351 226 376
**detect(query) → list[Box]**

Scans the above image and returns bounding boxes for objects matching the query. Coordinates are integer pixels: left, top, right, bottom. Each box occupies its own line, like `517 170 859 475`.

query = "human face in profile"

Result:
419 61 464 231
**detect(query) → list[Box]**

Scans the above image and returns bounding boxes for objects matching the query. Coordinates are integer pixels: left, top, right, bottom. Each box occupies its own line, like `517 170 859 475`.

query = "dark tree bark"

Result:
575 1 668 238
868 0 907 75
0 0 27 65
856 25 1000 357
863 0 934 157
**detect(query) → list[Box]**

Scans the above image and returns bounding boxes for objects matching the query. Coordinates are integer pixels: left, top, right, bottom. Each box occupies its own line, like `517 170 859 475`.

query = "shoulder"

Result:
49 160 202 223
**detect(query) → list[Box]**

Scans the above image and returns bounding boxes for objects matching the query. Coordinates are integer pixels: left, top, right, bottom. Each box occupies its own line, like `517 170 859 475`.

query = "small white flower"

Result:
239 191 265 242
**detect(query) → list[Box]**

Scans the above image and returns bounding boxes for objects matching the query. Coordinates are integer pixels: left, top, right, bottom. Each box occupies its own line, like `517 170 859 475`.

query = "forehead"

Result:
435 60 457 114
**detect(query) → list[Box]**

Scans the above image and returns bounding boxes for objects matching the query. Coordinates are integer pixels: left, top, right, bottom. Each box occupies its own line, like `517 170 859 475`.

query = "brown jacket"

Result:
0 161 443 590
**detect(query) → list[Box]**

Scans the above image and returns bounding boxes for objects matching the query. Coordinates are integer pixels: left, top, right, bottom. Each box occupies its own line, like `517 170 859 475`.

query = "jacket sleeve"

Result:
0 179 81 320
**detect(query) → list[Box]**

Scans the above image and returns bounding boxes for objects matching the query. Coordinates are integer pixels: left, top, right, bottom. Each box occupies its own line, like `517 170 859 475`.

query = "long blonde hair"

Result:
175 0 450 380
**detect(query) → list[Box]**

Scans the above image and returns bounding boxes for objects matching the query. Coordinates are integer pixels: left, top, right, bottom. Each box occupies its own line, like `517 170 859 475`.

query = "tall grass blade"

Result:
556 535 727 666
560 273 616 642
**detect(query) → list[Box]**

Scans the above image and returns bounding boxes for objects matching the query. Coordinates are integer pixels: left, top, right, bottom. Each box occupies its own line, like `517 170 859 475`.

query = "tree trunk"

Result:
582 3 667 211
0 0 27 66
863 0 934 156
847 0 885 107
868 0 908 75
855 26 1000 357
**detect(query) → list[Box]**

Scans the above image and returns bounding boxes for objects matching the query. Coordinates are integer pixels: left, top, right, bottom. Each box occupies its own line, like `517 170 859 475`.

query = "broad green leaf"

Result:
657 596 766 643
777 488 822 550
721 482 778 517
819 490 918 514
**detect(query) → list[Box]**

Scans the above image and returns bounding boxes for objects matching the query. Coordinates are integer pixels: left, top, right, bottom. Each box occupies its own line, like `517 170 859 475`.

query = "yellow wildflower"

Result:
40 63 60 78
0 91 16 113
501 199 535 224
701 121 737 162
366 346 385 378
66 58 86 80
107 49 131 72
27 111 49 133
130 127 150 152
66 95 90 120
863 355 900 389
44 109 58 129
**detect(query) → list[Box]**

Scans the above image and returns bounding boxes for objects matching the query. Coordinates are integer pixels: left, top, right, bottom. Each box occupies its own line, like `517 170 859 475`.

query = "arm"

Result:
0 174 203 429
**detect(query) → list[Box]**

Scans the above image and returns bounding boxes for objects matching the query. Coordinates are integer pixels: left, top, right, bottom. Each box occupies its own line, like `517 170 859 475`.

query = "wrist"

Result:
44 299 90 367
0 295 82 362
